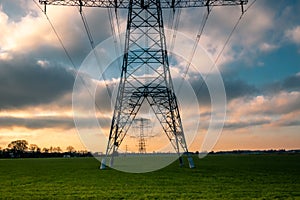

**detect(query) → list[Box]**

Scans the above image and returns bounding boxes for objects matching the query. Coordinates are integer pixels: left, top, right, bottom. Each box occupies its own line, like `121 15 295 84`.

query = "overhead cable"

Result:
176 6 212 93
79 7 113 98
193 0 258 100
32 0 105 114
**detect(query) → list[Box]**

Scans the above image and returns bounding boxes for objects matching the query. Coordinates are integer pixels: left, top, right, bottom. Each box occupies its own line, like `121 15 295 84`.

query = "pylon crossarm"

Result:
40 0 247 9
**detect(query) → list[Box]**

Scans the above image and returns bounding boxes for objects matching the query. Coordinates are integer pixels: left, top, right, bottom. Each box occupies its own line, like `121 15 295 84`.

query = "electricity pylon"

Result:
132 118 151 154
40 0 247 169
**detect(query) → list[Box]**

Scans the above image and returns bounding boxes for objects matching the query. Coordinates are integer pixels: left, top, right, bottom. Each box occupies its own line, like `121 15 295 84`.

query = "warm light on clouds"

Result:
0 6 57 57
227 91 300 124
0 51 12 61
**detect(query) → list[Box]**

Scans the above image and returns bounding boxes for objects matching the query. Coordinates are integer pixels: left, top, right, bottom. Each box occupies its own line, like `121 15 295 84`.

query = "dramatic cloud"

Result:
228 91 300 122
0 115 111 130
0 58 74 109
189 76 258 105
224 79 258 100
224 119 271 130
0 116 74 130
0 3 57 58
264 72 300 94
177 0 276 66
273 110 300 127
282 72 300 91
0 0 111 66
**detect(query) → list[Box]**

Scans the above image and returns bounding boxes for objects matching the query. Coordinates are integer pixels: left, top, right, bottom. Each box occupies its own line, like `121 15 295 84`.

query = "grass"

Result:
0 154 299 199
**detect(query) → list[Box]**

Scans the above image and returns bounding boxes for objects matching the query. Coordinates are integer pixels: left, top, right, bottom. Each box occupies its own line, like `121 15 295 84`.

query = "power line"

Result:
167 8 175 46
167 8 175 31
188 0 257 101
169 8 182 54
33 0 77 70
107 8 122 72
32 0 106 117
79 10 95 48
176 6 212 94
114 8 123 51
78 8 113 98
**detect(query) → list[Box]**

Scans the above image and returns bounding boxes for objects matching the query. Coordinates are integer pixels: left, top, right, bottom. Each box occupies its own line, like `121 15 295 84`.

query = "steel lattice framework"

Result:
132 118 151 154
40 0 247 8
40 0 247 169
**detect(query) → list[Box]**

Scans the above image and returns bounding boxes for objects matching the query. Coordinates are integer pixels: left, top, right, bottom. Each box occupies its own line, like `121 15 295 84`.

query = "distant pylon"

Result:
133 118 151 154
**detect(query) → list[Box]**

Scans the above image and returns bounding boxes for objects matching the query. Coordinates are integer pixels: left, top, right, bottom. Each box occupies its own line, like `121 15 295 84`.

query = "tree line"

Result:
0 140 92 158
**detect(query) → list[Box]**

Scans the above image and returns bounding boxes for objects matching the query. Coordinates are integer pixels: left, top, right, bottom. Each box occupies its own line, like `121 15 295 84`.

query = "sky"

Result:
0 0 299 153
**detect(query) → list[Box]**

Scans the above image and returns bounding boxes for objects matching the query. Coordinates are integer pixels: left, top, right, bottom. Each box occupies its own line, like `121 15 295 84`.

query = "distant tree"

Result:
79 150 88 154
42 147 49 153
56 146 62 153
8 140 28 153
29 144 40 152
66 146 75 153
49 146 54 153
52 146 62 153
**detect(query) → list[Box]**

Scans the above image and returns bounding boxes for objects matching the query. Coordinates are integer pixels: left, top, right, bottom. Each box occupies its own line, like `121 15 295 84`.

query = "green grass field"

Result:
0 154 299 199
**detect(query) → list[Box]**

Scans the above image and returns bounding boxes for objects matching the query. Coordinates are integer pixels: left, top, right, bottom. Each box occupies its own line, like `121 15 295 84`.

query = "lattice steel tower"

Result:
40 0 247 169
132 118 151 154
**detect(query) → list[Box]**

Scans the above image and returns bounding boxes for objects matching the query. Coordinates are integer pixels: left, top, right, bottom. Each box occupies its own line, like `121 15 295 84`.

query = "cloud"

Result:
177 0 300 78
222 91 300 133
275 118 300 127
282 72 300 91
228 91 300 118
0 0 32 22
224 79 258 101
189 76 258 105
0 51 12 61
0 1 111 64
0 116 74 130
264 72 300 94
224 119 271 130
0 4 57 58
286 26 300 44
259 43 279 53
0 58 75 109
0 114 112 130
197 72 300 131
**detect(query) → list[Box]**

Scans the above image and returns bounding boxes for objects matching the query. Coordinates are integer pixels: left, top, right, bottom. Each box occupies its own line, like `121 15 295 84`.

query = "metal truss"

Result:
40 0 247 9
40 0 247 169
133 118 151 154
106 0 190 166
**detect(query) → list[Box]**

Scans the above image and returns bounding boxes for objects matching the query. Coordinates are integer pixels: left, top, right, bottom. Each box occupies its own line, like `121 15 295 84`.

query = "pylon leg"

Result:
100 158 106 169
188 156 195 168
